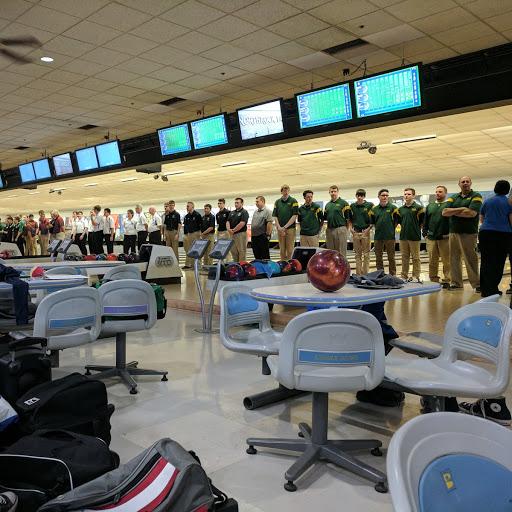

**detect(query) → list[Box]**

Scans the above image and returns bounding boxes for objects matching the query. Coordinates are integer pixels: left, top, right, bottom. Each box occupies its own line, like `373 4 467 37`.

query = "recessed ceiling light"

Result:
392 134 437 144
84 183 98 187
221 160 247 167
162 171 184 177
28 191 40 195
120 177 138 182
40 56 54 63
299 148 333 156
6 195 18 198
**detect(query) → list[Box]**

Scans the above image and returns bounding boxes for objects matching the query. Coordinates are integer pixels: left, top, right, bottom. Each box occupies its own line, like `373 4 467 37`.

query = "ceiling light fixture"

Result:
120 177 138 182
299 148 333 156
162 171 184 177
84 183 98 187
221 160 247 167
7 195 18 198
40 56 54 63
28 191 40 195
392 134 437 144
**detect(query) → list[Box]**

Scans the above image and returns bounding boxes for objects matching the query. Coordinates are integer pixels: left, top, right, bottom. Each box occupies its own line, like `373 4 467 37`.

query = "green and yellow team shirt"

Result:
424 201 450 240
445 190 483 234
272 196 299 229
350 201 374 230
398 201 425 241
370 203 399 240
298 202 323 236
324 198 351 228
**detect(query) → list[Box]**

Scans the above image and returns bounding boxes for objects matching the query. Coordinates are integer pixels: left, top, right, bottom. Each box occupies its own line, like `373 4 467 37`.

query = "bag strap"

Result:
188 451 229 509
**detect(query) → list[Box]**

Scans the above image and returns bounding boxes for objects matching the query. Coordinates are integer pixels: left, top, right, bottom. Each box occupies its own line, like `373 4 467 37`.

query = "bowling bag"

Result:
38 438 238 512
151 283 167 319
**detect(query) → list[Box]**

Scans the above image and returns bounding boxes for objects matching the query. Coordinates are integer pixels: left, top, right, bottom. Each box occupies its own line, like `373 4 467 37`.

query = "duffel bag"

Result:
15 372 114 445
0 429 119 511
150 283 167 319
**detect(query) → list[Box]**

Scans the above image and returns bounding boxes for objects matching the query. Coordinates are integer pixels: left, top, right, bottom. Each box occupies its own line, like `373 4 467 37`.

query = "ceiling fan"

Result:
0 35 42 64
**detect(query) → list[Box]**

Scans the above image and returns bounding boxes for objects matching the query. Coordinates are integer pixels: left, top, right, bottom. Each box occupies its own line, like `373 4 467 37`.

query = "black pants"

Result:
123 235 137 254
137 230 147 250
148 231 161 245
73 234 88 255
479 230 512 297
251 234 270 260
104 234 114 254
89 231 102 255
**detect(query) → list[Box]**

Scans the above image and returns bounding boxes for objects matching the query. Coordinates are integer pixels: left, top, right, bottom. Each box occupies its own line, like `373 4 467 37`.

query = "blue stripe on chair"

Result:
298 349 372 366
49 315 96 329
457 316 502 347
103 305 149 315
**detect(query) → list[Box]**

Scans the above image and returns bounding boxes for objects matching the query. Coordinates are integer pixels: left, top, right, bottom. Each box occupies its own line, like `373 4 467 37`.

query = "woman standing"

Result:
37 210 50 255
122 209 137 254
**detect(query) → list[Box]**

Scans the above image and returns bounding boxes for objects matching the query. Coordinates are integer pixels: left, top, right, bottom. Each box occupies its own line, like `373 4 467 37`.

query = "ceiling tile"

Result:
464 0 512 19
268 13 329 39
347 48 398 66
25 78 68 93
116 57 163 75
40 0 108 17
154 83 194 96
199 15 259 41
486 11 512 32
59 85 98 99
61 59 110 76
288 51 339 70
5 63 50 78
103 34 159 56
175 74 221 88
262 42 316 61
367 0 402 6
433 21 497 46
138 45 192 65
130 18 190 44
17 5 80 33
161 0 225 28
232 53 281 71
387 36 443 58
200 43 252 63
310 0 378 24
42 36 95 58
236 0 300 26
450 33 508 54
282 0 332 8
149 66 193 82
0 0 33 20
258 62 303 78
180 90 218 101
64 20 122 45
173 54 222 72
298 27 355 50
231 29 288 52
410 7 477 34
88 3 152 31
1 21 56 44
169 32 222 53
342 9 403 36
107 85 147 98
385 0 457 22
202 65 247 80
127 76 168 90
79 76 119 91
412 47 458 63
114 0 180 15
364 24 424 47
199 0 253 11
82 47 132 66
0 71 34 86
95 68 141 84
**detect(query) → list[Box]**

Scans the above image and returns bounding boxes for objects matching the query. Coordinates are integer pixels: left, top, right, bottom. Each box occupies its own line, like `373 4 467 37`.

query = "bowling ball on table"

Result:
307 250 351 292
131 254 141 263
96 254 107 261
278 260 292 274
224 263 245 281
85 254 96 261
288 259 303 273
240 262 257 279
30 265 45 278
117 254 127 262
106 253 118 261
267 260 281 277
124 253 136 264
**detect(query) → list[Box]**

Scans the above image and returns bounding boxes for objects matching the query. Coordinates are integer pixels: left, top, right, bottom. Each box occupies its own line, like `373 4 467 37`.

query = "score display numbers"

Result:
191 115 228 150
158 124 191 156
355 65 421 118
297 84 352 129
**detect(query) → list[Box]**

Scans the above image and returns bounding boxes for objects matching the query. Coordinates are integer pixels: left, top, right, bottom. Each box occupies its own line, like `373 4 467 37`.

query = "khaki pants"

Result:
400 240 421 279
201 234 215 266
426 237 450 283
217 231 231 261
278 227 296 260
300 234 319 247
326 226 348 259
26 235 37 256
352 231 371 275
164 229 179 262
449 232 479 288
50 232 65 241
183 231 200 267
231 232 247 262
374 239 396 276
39 234 49 255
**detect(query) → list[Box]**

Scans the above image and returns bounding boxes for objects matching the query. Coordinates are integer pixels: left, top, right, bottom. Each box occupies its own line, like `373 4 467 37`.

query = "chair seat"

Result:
230 328 282 355
385 356 500 398
390 332 442 358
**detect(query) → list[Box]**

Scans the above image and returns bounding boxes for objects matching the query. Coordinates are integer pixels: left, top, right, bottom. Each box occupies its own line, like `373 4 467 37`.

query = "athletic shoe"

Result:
459 398 512 426
448 284 463 290
0 492 18 512
356 388 405 407
181 265 192 270
441 282 450 289
475 286 481 293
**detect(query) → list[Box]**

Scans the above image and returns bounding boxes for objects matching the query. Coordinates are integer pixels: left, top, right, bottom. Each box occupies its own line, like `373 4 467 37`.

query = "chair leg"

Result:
284 446 320 484
298 422 311 440
246 438 308 453
327 439 382 452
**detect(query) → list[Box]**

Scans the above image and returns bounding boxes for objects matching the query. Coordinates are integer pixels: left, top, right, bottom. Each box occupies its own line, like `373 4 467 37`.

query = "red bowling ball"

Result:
307 250 351 292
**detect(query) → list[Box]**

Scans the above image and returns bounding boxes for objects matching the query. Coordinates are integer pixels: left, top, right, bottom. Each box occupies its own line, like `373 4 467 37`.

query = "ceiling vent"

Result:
322 39 370 57
78 124 99 130
158 97 186 106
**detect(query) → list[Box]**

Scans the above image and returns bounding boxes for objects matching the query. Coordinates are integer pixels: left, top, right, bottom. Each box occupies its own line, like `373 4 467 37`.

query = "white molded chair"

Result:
385 302 512 410
45 266 81 276
390 295 500 358
102 264 141 281
246 308 388 493
85 279 167 394
387 412 512 512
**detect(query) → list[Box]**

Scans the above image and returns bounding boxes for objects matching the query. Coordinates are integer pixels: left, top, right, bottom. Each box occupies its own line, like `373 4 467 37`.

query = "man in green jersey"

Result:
370 189 399 276
442 176 482 291
298 190 323 247
423 185 451 287
273 184 299 260
350 189 373 275
398 188 425 282
324 185 351 258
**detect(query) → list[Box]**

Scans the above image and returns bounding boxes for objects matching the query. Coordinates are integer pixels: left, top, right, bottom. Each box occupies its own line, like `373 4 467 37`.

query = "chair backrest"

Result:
32 287 101 350
99 279 157 336
103 264 141 281
387 412 512 512
277 308 385 392
45 266 80 276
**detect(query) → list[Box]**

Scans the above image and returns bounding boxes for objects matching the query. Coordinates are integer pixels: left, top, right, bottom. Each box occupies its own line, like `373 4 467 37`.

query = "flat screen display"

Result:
191 115 228 150
238 100 284 140
76 147 98 172
33 158 52 180
53 153 74 176
158 124 191 156
355 65 421 118
96 141 122 168
297 84 352 129
19 163 35 183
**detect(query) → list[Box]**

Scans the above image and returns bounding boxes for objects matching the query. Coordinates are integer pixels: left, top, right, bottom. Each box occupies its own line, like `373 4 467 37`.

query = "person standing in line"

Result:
37 210 50 255
273 185 298 260
324 185 352 258
442 176 482 292
350 189 373 275
216 199 230 240
122 209 137 254
103 208 116 254
71 210 88 255
162 201 181 262
398 188 425 282
227 197 249 262
200 204 216 267
134 204 148 251
13 216 25 256
49 210 65 241
370 189 399 276
251 196 273 260
89 205 103 254
298 190 323 247
4 217 14 246
25 214 38 256
423 185 451 288
478 180 512 297
147 206 162 245
182 201 202 269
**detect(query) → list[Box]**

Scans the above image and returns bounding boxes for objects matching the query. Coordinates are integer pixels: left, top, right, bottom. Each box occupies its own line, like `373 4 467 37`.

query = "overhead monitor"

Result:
158 124 191 156
297 84 352 129
96 140 122 168
19 162 35 183
191 114 229 150
355 65 421 118
237 100 284 141
76 147 99 172
33 158 52 180
52 153 74 176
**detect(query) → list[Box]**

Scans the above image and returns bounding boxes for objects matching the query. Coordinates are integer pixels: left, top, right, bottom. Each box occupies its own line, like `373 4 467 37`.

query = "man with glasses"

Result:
350 189 373 275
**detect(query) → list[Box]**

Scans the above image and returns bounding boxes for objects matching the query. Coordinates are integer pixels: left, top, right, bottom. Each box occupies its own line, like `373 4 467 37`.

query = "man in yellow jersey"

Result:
273 185 298 260
324 185 351 258
298 190 323 247
350 189 373 275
